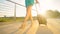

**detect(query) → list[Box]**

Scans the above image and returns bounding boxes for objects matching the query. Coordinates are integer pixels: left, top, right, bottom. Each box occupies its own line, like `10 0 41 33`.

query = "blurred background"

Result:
0 0 60 34
0 0 60 22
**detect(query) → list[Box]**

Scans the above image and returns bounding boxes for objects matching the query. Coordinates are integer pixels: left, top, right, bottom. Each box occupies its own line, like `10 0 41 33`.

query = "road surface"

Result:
0 19 60 34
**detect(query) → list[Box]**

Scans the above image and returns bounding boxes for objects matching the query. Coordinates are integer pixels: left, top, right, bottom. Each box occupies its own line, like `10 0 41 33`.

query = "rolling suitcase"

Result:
35 3 47 25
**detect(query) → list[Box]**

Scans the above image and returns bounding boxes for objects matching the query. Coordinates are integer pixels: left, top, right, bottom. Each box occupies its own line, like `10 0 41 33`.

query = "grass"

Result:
0 17 38 25
0 17 25 22
0 17 25 25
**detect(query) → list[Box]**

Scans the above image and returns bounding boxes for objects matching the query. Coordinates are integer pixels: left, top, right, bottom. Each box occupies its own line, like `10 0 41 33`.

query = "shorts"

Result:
25 0 34 7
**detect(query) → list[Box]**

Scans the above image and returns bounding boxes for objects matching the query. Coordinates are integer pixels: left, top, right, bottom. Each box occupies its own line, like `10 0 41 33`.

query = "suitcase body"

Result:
37 15 47 25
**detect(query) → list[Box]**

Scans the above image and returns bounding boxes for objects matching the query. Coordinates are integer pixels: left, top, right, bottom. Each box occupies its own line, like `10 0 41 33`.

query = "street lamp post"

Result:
14 4 16 21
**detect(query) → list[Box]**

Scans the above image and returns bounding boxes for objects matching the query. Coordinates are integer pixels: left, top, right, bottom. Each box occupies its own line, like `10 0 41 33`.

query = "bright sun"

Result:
33 3 46 15
33 0 48 15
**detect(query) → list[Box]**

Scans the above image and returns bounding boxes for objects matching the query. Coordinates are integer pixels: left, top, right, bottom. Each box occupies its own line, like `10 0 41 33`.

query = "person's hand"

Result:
36 1 39 3
36 0 39 4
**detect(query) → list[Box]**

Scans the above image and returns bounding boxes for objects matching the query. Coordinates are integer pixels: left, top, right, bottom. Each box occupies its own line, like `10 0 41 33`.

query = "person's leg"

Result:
26 5 34 25
20 6 32 29
29 6 34 26
19 6 34 34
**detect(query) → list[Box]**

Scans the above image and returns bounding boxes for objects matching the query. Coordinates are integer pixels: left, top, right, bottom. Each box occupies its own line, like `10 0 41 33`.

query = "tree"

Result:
46 10 60 18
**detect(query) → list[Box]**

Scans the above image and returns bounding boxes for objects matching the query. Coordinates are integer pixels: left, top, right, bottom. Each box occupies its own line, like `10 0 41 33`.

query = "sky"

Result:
0 0 60 17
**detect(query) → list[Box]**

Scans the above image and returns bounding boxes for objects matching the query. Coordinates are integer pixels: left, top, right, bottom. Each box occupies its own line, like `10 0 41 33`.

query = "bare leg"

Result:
29 6 34 26
19 6 33 34
20 6 32 29
26 6 34 26
19 6 31 34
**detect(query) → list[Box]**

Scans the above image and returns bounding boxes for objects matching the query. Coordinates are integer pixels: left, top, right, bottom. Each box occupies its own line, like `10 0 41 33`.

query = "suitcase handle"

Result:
35 3 40 15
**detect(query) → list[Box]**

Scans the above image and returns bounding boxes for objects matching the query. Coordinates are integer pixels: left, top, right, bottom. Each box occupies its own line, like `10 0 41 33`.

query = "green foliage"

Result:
0 17 24 22
0 17 7 22
46 10 60 18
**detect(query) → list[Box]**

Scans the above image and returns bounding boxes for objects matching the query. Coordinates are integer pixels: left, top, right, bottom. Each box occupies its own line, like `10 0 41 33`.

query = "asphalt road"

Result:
0 19 60 34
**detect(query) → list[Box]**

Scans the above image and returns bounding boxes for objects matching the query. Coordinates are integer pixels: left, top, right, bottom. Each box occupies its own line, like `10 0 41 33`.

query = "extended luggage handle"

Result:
35 3 40 15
